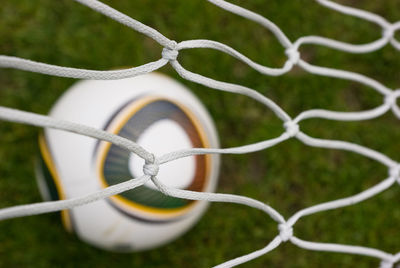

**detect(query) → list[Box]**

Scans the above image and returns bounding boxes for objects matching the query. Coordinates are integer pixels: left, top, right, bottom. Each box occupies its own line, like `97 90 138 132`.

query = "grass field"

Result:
1 0 400 267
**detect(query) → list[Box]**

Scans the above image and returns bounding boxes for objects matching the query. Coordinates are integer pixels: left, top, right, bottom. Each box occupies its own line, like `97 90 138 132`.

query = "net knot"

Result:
389 165 400 183
385 90 400 107
380 260 394 268
143 155 159 177
383 25 395 40
278 223 293 242
162 46 179 61
285 47 300 65
284 121 300 138
143 163 159 176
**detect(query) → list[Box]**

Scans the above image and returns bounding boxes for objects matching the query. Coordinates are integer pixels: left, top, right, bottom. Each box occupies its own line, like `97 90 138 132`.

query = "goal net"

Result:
0 0 400 267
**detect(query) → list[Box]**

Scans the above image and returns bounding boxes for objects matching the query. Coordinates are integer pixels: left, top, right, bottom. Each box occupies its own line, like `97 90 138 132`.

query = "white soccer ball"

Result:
35 72 220 252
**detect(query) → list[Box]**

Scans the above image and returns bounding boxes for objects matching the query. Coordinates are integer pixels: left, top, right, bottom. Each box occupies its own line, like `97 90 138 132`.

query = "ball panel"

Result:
72 199 208 251
35 152 59 202
129 119 195 190
37 133 73 232
95 96 212 221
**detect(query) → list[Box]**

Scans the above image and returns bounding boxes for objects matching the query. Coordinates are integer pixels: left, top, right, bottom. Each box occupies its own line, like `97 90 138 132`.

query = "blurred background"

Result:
1 0 400 267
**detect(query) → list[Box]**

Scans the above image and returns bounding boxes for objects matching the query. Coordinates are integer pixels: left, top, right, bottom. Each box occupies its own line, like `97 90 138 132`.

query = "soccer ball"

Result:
35 72 220 251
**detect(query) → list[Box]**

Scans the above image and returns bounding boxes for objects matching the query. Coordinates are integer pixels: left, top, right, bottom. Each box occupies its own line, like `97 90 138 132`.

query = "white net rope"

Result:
1 0 400 267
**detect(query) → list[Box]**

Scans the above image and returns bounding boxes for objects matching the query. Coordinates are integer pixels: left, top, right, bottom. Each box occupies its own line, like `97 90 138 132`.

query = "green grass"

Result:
1 0 400 267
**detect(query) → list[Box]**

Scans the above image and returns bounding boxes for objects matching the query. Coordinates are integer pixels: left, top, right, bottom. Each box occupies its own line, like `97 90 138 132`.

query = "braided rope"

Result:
1 0 400 267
